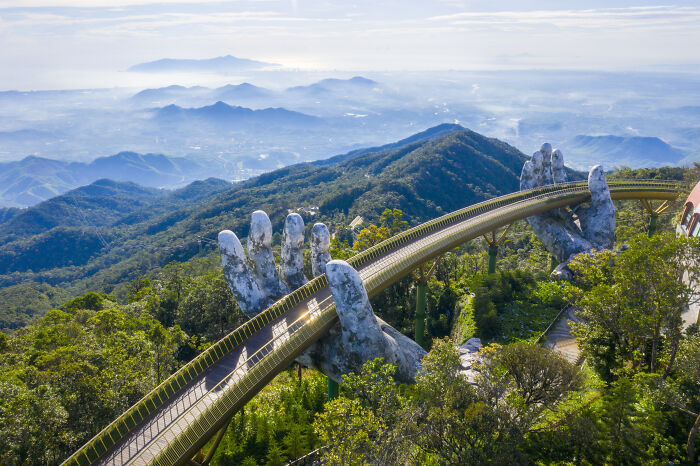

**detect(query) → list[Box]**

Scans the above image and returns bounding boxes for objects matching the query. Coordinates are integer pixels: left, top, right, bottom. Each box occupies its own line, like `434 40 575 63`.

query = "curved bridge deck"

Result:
63 180 683 466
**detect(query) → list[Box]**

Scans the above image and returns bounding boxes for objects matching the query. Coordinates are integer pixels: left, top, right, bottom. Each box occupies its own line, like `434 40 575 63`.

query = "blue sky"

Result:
1 1 699 89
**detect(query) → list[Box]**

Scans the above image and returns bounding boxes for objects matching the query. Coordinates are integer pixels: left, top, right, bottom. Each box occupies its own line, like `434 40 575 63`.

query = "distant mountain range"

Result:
154 101 321 127
0 121 459 208
564 135 686 169
287 76 378 96
128 55 277 73
0 152 210 207
129 77 377 107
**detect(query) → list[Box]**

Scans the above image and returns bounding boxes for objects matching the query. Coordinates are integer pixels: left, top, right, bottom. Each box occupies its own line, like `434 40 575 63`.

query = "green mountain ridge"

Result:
0 127 540 327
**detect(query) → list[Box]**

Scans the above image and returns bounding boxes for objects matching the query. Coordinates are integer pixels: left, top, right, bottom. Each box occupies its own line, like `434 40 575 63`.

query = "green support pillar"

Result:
648 214 658 237
415 281 427 347
327 378 339 401
487 245 498 274
641 200 672 238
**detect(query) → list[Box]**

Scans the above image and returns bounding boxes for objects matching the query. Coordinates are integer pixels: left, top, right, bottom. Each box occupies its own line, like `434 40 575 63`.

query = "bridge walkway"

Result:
61 179 683 466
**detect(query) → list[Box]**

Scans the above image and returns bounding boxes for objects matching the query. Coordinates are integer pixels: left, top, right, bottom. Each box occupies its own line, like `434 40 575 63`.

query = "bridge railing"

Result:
62 179 683 465
63 274 330 466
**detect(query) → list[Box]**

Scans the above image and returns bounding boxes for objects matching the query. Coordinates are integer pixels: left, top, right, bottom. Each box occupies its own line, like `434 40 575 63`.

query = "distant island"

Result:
128 55 278 73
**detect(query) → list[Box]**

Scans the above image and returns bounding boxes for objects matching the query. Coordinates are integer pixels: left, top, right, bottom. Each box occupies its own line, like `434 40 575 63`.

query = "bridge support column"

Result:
640 199 673 237
483 224 512 275
648 214 658 237
415 281 427 347
190 416 232 465
327 378 339 401
487 245 498 274
411 256 443 348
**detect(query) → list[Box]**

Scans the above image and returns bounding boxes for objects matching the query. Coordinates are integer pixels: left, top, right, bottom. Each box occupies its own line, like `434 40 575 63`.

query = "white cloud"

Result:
428 6 700 29
0 0 232 6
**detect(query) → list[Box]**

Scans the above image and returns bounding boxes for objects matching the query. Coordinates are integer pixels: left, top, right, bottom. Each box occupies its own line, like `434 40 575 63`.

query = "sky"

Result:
1 0 699 90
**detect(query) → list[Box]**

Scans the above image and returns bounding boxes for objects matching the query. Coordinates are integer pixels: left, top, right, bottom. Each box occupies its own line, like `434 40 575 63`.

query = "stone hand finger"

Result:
218 230 267 317
279 213 307 292
540 143 553 185
325 260 425 383
520 160 536 191
531 150 545 188
325 260 384 346
551 149 568 184
311 223 331 277
578 165 616 250
248 210 282 298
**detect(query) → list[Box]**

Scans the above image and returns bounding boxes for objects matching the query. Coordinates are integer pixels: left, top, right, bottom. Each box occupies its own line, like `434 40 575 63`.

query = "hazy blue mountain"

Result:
0 207 20 226
0 152 211 208
153 101 321 126
128 55 276 73
565 135 686 169
213 83 272 101
286 76 378 96
131 85 210 104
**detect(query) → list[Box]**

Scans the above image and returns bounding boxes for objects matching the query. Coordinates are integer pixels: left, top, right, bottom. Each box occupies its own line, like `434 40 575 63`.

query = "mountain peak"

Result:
128 55 277 73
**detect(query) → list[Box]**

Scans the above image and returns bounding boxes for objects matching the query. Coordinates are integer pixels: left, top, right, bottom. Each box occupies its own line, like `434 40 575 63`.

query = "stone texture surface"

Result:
248 211 282 298
279 213 307 292
457 337 482 385
520 144 616 274
310 223 331 278
219 212 426 384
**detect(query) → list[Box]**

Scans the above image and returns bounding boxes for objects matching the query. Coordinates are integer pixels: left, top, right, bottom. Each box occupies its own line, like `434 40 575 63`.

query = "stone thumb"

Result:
325 260 383 344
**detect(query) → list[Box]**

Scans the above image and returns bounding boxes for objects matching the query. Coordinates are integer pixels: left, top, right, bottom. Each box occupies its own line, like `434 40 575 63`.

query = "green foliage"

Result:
569 233 700 380
315 339 582 465
0 301 186 464
451 294 476 344
0 282 70 329
469 270 565 342
212 369 326 465
61 291 108 312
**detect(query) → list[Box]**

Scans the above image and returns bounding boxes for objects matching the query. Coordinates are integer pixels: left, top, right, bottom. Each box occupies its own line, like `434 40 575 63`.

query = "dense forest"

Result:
0 158 697 464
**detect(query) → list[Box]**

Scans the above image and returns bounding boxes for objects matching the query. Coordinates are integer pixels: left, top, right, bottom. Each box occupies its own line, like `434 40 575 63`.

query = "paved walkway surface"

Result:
544 308 581 363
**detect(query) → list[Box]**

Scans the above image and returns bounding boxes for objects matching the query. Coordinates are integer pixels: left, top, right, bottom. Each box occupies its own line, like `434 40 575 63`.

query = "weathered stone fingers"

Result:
325 259 425 383
325 260 384 345
578 165 616 250
311 223 331 277
552 149 568 184
540 143 553 185
520 160 536 191
280 213 307 291
218 230 267 317
248 210 282 297
520 143 617 278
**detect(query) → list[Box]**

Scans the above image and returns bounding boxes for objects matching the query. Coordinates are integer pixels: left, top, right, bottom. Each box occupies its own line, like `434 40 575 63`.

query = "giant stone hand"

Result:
218 211 426 383
520 143 616 279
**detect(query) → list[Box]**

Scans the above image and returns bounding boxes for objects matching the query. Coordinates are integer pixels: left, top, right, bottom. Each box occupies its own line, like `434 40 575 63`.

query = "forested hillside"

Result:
0 127 537 325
